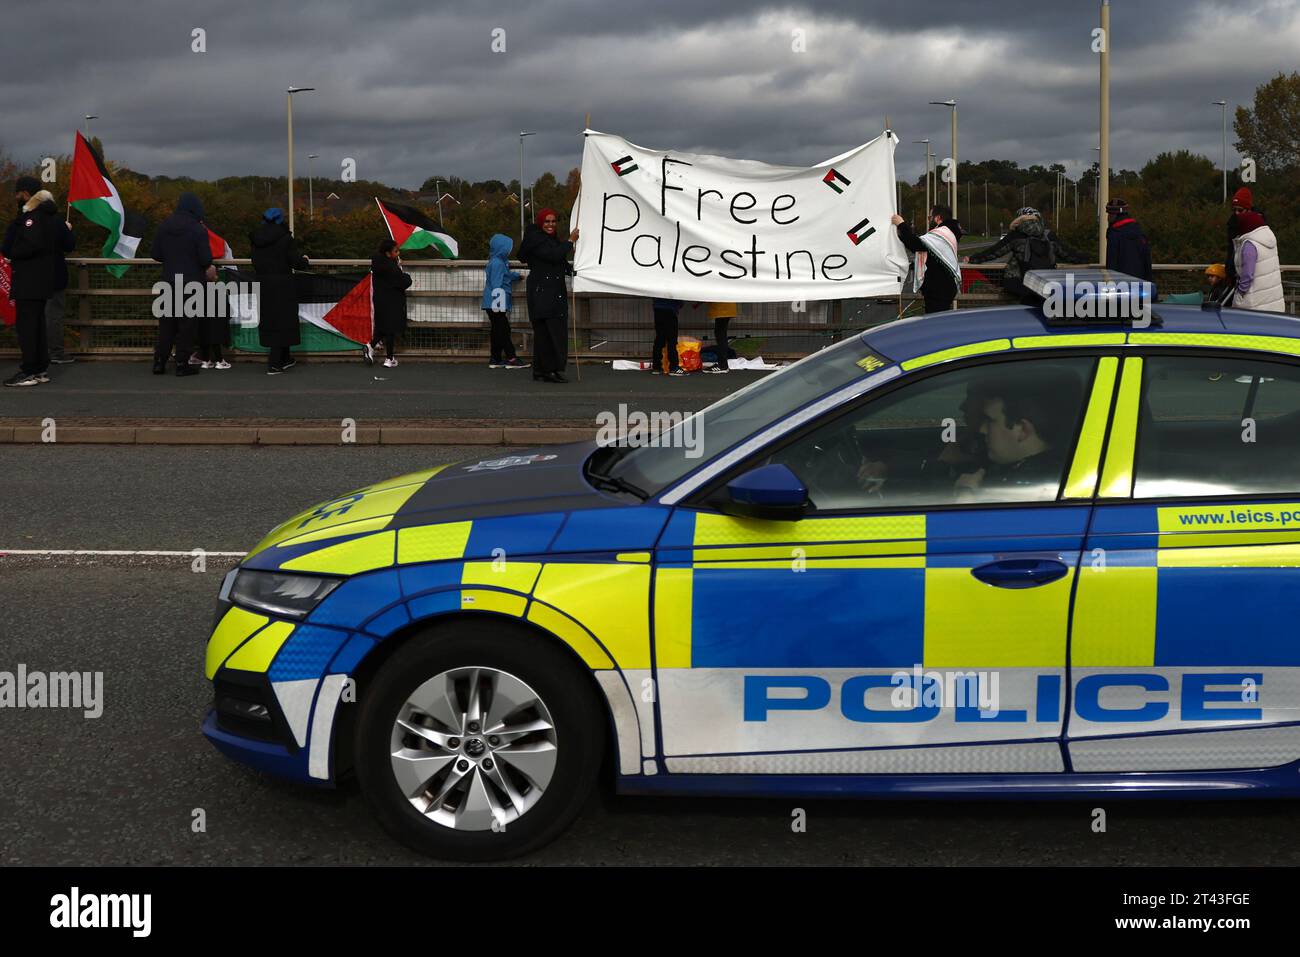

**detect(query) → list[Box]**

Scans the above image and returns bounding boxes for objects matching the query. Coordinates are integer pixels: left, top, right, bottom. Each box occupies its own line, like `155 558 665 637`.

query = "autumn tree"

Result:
1234 71 1300 174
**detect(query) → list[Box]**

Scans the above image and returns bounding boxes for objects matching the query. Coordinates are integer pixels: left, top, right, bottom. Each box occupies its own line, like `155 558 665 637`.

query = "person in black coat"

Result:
1103 198 1153 283
150 191 214 376
366 239 412 368
518 207 578 383
2 177 65 386
891 205 964 313
249 208 308 375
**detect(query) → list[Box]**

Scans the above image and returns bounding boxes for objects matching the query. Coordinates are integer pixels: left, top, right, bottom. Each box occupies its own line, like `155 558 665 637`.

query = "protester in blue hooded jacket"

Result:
249 207 309 375
149 191 214 376
481 233 527 369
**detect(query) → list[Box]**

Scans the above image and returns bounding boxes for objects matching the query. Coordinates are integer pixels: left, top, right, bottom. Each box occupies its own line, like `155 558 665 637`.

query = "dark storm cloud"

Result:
0 0 1294 190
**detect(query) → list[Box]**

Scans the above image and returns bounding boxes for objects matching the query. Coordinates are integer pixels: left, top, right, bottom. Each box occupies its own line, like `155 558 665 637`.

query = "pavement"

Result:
5 444 1300 866
0 357 763 445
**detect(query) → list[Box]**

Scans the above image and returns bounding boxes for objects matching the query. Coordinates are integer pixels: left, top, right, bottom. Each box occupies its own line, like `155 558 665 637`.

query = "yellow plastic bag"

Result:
676 336 702 373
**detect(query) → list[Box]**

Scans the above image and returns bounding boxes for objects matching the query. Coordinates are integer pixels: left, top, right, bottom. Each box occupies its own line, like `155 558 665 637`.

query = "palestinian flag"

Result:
229 272 373 353
206 226 234 264
376 198 458 258
68 132 147 278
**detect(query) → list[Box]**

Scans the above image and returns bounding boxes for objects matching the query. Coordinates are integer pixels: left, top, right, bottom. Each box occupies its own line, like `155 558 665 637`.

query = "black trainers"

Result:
504 358 530 369
362 343 375 366
175 364 200 377
33 371 50 383
282 359 297 370
267 366 285 376
3 372 37 387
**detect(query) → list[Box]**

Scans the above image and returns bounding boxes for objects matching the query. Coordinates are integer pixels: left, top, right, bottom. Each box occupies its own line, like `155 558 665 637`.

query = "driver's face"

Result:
979 397 1028 465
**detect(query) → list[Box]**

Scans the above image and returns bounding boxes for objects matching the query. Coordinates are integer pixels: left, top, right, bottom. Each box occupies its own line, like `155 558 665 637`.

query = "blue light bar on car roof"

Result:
1023 269 1155 325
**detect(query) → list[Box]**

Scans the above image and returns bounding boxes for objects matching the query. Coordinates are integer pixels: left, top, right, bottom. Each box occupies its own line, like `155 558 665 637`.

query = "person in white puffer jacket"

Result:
1232 210 1285 313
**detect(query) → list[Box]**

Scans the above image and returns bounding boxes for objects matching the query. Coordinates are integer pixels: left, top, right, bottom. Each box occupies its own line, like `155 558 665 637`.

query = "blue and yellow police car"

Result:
204 271 1300 859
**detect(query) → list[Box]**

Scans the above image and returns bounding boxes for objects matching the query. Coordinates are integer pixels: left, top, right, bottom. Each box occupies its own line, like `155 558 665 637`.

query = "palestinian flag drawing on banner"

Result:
68 132 147 278
229 272 373 353
376 198 458 258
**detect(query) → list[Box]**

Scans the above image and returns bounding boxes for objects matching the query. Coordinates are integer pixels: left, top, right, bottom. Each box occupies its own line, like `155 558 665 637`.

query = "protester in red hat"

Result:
1225 187 1264 285
1232 208 1284 312
518 207 579 383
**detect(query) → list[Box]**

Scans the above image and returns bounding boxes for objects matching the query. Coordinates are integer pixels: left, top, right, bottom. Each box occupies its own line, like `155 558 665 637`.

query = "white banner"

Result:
572 130 909 302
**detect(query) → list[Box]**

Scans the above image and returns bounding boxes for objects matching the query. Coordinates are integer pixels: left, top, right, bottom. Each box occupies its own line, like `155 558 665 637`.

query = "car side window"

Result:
763 357 1096 511
1134 355 1300 498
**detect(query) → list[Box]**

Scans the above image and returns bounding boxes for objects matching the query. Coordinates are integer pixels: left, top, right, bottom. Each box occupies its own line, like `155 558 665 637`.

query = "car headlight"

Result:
226 569 344 619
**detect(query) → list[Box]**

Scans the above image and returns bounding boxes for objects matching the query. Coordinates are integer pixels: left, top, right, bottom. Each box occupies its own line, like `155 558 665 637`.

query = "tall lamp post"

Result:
1097 0 1110 262
307 153 318 221
84 114 98 138
1212 99 1228 202
929 99 957 211
519 131 536 240
286 86 315 234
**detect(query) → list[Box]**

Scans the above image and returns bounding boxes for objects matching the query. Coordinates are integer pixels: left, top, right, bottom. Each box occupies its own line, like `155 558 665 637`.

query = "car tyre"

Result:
354 618 606 861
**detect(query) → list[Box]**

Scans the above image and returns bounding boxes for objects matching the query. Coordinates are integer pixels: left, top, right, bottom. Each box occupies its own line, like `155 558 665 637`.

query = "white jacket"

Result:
1233 224 1285 313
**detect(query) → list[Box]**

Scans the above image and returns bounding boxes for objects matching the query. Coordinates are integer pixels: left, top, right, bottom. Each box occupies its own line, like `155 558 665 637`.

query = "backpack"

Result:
1019 233 1056 272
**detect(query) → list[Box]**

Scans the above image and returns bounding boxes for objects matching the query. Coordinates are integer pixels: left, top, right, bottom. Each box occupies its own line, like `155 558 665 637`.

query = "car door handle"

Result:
970 558 1069 589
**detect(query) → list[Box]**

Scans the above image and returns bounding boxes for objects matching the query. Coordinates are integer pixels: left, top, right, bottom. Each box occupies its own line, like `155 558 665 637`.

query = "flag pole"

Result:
569 114 589 382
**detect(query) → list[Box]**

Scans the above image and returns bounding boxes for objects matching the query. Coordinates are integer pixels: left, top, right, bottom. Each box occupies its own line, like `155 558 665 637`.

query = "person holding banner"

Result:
519 208 577 383
891 206 962 314
249 208 309 375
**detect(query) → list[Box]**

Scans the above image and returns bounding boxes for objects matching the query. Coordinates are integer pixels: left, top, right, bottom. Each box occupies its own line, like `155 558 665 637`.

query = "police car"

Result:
205 270 1300 860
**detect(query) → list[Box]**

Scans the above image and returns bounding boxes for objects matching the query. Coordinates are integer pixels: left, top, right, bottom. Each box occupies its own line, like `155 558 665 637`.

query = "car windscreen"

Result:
592 334 889 495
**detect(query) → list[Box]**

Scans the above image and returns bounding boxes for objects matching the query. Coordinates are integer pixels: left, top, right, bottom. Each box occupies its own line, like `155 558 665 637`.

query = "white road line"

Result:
0 549 248 557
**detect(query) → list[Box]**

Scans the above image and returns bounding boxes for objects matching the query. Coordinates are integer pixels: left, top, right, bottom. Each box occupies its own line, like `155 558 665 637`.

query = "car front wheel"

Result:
354 619 606 861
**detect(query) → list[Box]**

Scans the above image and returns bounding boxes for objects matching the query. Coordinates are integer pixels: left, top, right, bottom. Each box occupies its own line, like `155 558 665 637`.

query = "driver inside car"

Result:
853 376 996 500
954 371 1081 501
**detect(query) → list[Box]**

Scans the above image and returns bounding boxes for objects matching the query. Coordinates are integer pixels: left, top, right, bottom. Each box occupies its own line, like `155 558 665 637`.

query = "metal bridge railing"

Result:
2 259 1297 359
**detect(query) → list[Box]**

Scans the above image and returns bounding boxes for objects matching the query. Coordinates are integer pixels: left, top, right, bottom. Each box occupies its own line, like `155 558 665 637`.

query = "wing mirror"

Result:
721 464 809 521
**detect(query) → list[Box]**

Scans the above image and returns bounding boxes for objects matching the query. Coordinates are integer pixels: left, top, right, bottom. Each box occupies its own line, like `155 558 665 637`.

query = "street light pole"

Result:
519 131 535 240
434 178 444 229
307 154 318 221
929 100 957 211
286 86 315 234
1098 0 1110 262
1212 99 1228 201
84 114 98 139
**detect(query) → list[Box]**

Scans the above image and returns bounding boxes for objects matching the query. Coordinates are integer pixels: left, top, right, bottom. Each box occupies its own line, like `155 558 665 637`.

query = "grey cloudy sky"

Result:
1 0 1295 189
